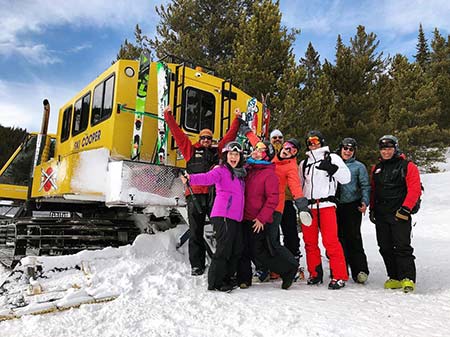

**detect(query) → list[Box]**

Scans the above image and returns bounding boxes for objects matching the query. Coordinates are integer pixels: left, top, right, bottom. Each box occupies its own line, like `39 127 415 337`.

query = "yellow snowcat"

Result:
0 57 266 267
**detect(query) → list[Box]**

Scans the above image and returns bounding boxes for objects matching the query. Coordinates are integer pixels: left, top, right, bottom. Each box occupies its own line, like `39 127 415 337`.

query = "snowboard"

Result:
131 52 151 160
156 61 171 164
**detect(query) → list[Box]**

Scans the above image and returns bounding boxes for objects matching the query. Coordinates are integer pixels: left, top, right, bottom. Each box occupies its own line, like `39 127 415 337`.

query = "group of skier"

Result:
164 105 422 293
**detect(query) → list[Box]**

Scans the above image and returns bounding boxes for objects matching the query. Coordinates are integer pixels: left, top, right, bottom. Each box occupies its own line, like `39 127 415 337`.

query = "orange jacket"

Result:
273 156 304 212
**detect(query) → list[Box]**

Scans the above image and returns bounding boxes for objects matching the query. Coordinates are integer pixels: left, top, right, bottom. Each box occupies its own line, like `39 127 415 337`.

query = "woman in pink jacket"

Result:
182 142 246 292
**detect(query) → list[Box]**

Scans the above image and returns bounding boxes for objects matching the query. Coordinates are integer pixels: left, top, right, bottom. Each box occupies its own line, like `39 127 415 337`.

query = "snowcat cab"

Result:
0 57 265 267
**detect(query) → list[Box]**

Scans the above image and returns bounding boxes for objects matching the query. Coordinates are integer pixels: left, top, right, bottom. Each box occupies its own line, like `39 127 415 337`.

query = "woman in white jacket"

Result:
299 131 351 289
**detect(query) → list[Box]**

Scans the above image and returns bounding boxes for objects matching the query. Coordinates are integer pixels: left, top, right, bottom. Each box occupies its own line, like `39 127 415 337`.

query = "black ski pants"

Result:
237 217 298 285
280 200 301 260
374 212 416 282
336 201 369 281
187 194 210 270
207 217 243 289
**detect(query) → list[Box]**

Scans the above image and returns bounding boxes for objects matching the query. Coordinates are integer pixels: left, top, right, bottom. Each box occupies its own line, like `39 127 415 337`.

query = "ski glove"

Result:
369 211 376 224
316 156 338 176
294 197 312 226
395 206 411 222
238 118 252 135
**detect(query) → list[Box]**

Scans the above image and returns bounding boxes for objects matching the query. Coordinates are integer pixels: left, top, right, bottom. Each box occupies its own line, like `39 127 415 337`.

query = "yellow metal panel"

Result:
0 184 27 200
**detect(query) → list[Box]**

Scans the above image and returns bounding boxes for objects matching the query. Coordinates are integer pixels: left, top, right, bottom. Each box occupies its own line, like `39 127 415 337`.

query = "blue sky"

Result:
1 0 449 133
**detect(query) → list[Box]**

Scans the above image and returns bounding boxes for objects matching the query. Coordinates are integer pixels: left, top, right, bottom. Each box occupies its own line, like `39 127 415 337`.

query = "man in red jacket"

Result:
164 106 241 276
370 135 422 293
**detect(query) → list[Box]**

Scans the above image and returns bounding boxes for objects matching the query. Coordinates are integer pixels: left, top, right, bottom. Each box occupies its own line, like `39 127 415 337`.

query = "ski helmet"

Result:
306 130 325 147
339 137 357 157
285 138 300 150
222 141 244 167
378 135 399 152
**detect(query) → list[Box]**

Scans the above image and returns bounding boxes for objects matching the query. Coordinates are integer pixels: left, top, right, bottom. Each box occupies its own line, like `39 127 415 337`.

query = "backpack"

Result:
400 160 424 214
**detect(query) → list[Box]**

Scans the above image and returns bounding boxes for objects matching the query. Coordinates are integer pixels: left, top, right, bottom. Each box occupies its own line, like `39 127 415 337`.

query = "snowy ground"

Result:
1 155 450 337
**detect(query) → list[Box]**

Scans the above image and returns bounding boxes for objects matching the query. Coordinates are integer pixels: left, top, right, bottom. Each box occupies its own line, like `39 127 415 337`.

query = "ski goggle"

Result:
254 142 267 153
379 140 395 149
222 143 243 153
283 142 296 152
307 136 321 146
342 146 355 152
200 135 213 140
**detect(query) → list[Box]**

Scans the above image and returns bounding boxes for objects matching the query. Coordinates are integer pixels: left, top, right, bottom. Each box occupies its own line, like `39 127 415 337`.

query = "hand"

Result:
316 156 338 176
369 211 376 224
238 120 252 135
294 197 309 213
180 172 189 184
358 202 367 215
234 107 242 117
163 105 172 115
252 219 264 233
395 206 411 222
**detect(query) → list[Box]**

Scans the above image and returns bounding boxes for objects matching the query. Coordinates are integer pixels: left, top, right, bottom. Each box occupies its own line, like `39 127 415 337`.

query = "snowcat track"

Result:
0 217 140 267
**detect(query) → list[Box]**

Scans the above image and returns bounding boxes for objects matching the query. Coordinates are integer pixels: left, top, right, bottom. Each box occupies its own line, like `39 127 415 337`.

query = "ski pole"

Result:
182 170 203 214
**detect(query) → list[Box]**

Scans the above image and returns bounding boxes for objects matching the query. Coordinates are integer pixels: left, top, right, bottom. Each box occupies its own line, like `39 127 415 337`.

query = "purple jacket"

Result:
244 163 279 225
189 165 245 222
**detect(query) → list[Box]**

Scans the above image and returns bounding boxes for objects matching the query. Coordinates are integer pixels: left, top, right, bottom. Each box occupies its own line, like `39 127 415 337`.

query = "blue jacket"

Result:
338 157 370 205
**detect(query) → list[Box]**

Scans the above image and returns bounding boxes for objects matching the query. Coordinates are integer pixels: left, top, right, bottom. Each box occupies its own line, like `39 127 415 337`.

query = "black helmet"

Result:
340 137 357 148
306 130 325 147
285 138 300 150
378 135 399 152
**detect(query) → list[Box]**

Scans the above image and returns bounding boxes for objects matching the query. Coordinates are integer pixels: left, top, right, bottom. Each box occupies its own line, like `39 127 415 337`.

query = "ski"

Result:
156 61 171 164
244 97 258 134
261 93 270 140
131 52 151 160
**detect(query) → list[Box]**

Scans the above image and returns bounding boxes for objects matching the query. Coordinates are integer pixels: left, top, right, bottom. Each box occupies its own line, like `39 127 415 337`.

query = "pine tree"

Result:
0 125 27 169
300 42 321 91
115 25 151 62
414 24 431 71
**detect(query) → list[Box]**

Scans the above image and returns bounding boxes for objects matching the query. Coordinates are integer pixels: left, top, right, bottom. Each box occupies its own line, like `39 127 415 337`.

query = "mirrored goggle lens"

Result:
307 136 321 146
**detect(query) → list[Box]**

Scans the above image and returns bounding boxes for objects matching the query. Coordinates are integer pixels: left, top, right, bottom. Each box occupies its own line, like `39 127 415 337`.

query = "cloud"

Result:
1 0 164 64
0 79 78 132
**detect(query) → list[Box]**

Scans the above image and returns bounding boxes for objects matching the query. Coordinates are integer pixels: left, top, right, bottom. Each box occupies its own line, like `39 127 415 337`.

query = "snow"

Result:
1 155 450 337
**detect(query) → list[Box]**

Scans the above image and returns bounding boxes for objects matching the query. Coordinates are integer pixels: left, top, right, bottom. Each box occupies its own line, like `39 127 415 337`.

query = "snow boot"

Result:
401 278 415 293
191 267 205 276
307 264 323 285
384 278 402 289
281 268 297 290
356 271 368 284
328 279 345 290
252 270 270 283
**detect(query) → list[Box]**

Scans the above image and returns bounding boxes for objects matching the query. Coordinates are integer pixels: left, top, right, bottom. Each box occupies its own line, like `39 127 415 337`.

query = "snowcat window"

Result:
183 87 215 133
61 106 72 143
0 135 36 185
72 93 91 136
91 74 115 126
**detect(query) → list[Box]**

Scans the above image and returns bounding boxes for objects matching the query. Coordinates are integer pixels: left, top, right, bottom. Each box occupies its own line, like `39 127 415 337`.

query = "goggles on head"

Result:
379 140 396 149
307 136 321 146
222 143 243 153
254 142 268 153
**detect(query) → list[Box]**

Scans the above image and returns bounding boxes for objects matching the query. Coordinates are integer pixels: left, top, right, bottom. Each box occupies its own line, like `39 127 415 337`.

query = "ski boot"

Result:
328 279 345 290
384 278 402 289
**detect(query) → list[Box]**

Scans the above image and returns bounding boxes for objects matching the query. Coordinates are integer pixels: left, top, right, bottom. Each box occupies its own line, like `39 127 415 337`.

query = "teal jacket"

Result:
338 157 370 205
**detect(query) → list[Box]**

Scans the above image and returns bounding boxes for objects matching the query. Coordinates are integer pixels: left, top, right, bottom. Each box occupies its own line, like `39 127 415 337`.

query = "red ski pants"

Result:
302 206 349 281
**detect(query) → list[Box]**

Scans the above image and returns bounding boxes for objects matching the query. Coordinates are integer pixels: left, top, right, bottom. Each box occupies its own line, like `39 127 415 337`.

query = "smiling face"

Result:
251 143 267 160
199 135 213 148
306 136 321 151
380 147 395 160
340 146 355 161
227 151 241 168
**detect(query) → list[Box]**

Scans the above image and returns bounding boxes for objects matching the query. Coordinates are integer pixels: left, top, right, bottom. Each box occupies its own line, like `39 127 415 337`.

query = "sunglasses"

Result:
200 135 213 140
272 136 283 140
307 136 321 146
343 146 354 152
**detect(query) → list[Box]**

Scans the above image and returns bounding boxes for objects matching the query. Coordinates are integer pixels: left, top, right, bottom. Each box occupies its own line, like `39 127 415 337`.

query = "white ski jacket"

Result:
299 146 350 209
